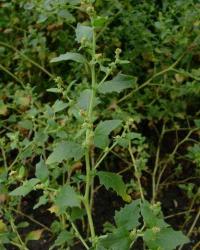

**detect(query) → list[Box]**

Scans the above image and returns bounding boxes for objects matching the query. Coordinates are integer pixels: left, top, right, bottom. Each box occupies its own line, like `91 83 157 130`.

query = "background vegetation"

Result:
0 0 199 249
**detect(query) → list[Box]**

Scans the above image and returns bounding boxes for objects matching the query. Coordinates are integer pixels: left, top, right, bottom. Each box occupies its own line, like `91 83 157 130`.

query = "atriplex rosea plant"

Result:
1 1 194 250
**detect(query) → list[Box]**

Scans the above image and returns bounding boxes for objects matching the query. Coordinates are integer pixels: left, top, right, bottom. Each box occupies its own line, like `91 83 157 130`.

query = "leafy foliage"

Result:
98 74 136 94
0 0 199 249
114 200 140 230
143 227 189 250
9 179 40 197
97 171 127 199
50 52 86 64
46 141 84 164
55 185 81 212
94 120 122 149
98 200 189 250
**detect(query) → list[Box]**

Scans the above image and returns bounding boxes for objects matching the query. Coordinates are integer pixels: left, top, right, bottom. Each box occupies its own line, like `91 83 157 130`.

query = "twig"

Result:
152 123 165 203
128 140 144 201
164 209 196 219
0 64 25 88
178 209 200 250
0 41 53 78
117 54 185 104
10 208 52 233
155 128 197 195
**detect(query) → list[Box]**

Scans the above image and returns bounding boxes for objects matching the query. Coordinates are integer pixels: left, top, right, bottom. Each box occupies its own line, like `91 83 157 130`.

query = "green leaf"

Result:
0 232 10 246
98 228 131 250
141 200 168 228
24 2 35 10
25 229 43 243
46 88 62 93
55 185 81 211
77 89 91 110
194 119 200 128
97 171 127 198
114 200 141 230
50 230 73 249
58 10 75 22
34 130 48 146
17 221 29 229
94 120 122 149
187 144 200 165
37 14 48 23
75 23 93 43
98 74 137 94
33 195 48 210
52 100 68 113
144 227 189 250
18 120 33 130
76 89 100 110
92 16 108 28
9 178 39 197
0 100 8 116
70 207 85 221
66 0 80 5
20 147 32 160
46 141 84 164
117 132 143 148
35 159 49 182
18 166 25 179
0 219 7 232
50 52 86 63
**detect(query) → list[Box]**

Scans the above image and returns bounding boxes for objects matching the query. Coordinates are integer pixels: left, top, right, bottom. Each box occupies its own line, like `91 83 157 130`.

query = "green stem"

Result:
179 208 200 250
84 150 91 202
128 141 144 201
10 218 28 250
94 141 118 170
152 124 165 204
154 128 197 199
83 23 96 245
71 221 89 250
10 241 25 249
117 53 185 104
83 198 96 245
10 208 52 233
94 128 127 170
0 41 53 78
0 64 25 88
90 148 95 208
182 189 200 230
193 241 200 250
1 147 8 170
64 212 89 250
164 209 196 220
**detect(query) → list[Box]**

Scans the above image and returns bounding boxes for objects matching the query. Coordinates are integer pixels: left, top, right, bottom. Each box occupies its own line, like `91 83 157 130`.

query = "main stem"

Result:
152 124 165 204
128 141 144 201
84 25 96 245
